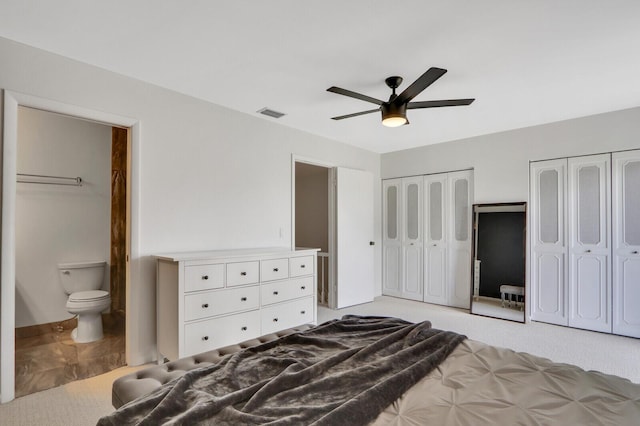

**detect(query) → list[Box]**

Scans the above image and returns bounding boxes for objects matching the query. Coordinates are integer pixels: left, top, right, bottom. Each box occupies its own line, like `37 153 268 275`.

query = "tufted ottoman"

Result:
111 324 312 408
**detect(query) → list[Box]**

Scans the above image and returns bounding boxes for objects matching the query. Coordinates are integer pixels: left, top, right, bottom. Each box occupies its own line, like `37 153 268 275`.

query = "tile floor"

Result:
14 313 125 397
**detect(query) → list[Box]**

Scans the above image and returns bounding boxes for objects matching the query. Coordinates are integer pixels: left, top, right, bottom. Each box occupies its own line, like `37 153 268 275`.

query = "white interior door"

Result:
334 167 375 308
382 179 402 297
447 170 473 309
424 174 448 305
612 150 640 338
568 154 611 333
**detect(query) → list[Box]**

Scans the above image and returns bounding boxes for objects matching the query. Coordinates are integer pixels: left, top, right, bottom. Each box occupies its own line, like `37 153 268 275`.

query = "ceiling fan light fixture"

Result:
381 103 408 127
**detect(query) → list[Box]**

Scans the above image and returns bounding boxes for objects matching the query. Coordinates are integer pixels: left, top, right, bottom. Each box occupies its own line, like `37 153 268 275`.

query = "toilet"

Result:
58 261 110 343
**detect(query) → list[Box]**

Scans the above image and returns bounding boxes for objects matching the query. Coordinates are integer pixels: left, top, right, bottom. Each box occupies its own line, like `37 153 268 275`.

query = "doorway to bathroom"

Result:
12 107 129 397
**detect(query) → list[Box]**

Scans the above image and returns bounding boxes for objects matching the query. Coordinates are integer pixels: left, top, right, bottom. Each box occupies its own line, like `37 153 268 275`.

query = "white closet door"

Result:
530 159 568 326
382 179 402 297
567 154 611 333
423 174 448 305
401 177 423 301
612 150 640 338
447 170 473 309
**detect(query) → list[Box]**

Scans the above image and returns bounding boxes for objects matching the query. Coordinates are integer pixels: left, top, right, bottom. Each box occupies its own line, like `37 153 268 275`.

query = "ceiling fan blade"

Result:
395 67 447 105
331 109 380 120
407 99 475 109
327 86 384 105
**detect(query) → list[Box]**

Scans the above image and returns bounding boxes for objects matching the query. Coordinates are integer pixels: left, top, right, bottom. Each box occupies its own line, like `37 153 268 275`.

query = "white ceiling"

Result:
2 1 640 153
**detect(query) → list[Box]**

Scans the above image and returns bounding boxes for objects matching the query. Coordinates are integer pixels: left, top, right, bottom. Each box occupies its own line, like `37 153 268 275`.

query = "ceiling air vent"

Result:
257 107 286 119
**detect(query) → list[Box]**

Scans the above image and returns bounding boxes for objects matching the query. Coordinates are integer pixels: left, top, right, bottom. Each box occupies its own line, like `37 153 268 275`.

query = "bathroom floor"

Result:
14 312 125 398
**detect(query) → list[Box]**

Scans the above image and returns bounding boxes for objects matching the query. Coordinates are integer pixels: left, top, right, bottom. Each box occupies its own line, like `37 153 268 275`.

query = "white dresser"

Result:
155 247 319 361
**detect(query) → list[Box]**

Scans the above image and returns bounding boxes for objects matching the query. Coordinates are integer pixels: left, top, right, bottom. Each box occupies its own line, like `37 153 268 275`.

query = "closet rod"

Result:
16 173 83 186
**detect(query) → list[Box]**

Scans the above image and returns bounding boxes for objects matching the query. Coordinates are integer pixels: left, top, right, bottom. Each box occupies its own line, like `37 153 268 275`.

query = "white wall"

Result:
0 37 381 364
15 107 111 328
382 107 640 202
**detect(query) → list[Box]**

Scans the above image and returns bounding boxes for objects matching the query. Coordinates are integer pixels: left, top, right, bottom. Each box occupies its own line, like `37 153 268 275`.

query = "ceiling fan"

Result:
327 67 474 127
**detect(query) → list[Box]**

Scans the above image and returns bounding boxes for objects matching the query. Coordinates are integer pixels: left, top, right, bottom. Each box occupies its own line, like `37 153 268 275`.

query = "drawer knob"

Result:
241 326 248 331
202 303 209 308
273 268 279 272
300 264 306 268
241 297 247 301
273 291 279 295
301 286 306 290
301 310 306 314
240 271 247 276
202 275 209 280
632 250 639 254
273 318 279 322
202 336 209 341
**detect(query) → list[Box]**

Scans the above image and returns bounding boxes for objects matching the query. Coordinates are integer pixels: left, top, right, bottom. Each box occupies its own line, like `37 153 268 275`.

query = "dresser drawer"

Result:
261 297 314 335
261 258 289 281
184 264 225 292
290 255 315 277
226 261 259 287
184 286 259 321
261 276 314 306
184 310 261 357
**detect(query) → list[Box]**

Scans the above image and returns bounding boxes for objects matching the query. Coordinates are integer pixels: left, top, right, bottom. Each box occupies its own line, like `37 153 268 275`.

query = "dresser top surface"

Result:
154 247 319 262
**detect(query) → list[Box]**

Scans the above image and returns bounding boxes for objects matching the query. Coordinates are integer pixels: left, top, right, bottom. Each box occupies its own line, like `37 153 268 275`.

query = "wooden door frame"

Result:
1 91 140 403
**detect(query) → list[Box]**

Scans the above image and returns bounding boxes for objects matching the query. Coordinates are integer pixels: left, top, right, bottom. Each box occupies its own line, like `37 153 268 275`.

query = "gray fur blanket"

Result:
98 315 465 425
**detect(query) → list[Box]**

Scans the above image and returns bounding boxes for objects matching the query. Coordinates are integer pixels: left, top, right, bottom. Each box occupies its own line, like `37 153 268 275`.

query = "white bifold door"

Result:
381 177 423 301
531 150 640 338
423 174 448 305
530 159 568 326
567 155 611 333
383 170 473 309
423 171 473 308
382 179 403 297
612 150 640 338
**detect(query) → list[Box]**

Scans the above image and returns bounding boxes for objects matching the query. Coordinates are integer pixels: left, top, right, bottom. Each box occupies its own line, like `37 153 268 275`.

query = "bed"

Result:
101 316 640 425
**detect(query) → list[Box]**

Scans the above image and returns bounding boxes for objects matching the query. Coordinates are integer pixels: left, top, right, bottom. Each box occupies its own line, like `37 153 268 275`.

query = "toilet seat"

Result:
68 290 109 302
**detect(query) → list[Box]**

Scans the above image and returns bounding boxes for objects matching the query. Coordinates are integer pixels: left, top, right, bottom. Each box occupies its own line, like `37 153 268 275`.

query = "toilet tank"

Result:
58 261 106 295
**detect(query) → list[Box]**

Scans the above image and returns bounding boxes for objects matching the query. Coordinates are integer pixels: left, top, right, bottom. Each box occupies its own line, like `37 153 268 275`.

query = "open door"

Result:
332 167 375 308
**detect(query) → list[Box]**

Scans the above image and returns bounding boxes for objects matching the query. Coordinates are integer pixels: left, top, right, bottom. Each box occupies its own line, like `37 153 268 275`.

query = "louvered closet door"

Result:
568 154 611 333
382 179 402 297
612 150 640 338
423 174 448 305
530 159 568 326
447 170 473 309
401 177 423 301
